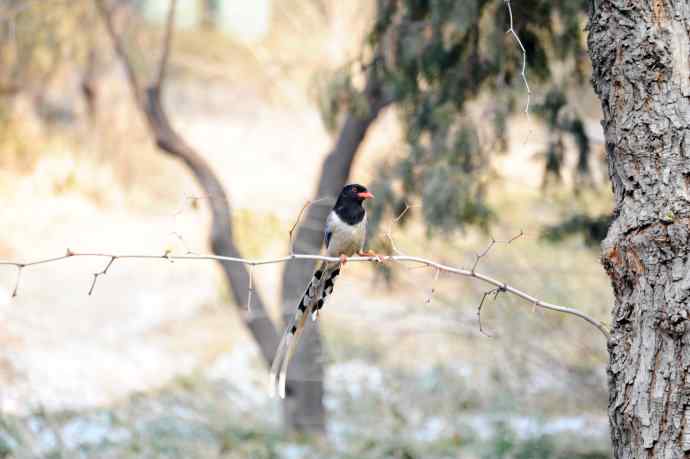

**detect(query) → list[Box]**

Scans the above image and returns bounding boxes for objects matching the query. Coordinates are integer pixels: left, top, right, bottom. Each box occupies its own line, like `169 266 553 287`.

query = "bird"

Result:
269 183 376 398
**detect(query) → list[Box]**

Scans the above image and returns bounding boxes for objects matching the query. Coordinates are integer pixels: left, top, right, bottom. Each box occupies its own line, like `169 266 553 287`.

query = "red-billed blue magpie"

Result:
270 184 375 398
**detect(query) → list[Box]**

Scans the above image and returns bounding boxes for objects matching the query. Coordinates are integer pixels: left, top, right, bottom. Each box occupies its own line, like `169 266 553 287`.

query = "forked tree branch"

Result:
1 249 610 339
157 0 176 88
92 0 281 365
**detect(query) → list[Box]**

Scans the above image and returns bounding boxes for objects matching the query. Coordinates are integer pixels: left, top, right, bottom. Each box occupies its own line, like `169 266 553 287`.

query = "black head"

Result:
333 183 373 225
337 184 374 203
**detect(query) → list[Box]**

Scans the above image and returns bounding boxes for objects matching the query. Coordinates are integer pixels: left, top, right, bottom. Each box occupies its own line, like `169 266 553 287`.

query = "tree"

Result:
283 0 605 435
278 9 394 431
91 0 397 433
93 0 598 435
317 0 593 235
21 0 679 447
279 69 392 430
93 0 300 428
588 2 690 457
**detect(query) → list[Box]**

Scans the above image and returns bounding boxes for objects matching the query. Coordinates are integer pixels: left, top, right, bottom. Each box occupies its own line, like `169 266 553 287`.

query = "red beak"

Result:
357 191 374 200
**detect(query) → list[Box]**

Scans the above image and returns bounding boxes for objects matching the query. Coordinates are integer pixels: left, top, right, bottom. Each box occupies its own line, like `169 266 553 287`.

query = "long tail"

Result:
269 262 341 398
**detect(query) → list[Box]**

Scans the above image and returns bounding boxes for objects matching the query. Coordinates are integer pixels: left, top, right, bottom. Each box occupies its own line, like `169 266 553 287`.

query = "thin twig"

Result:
288 198 329 254
477 286 504 337
88 256 116 295
424 267 441 305
471 230 524 273
247 264 255 313
168 194 218 255
169 231 197 255
383 203 418 256
0 250 609 338
504 0 530 117
472 239 496 272
504 230 524 244
11 265 23 297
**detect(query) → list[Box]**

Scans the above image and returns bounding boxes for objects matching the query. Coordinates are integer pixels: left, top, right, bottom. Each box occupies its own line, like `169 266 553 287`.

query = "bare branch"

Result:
471 230 524 273
504 230 524 244
504 0 531 117
247 264 255 313
0 249 609 338
383 203 419 256
477 286 504 338
167 194 218 255
88 256 116 296
169 231 197 255
288 198 330 255
11 265 23 297
94 0 281 365
472 238 496 272
424 267 441 305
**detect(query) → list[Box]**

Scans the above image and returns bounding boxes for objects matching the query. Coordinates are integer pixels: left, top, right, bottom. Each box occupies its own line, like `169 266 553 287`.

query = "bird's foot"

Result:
358 250 384 263
339 254 349 265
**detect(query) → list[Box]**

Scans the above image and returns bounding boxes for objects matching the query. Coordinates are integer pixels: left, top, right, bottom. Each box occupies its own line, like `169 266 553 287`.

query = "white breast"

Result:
325 211 367 258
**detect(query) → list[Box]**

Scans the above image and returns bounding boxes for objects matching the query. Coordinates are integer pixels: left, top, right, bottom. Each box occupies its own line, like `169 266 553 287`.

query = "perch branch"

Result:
1 250 610 338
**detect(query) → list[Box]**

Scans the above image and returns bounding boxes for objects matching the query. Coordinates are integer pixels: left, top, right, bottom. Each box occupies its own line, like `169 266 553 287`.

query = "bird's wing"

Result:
324 210 336 249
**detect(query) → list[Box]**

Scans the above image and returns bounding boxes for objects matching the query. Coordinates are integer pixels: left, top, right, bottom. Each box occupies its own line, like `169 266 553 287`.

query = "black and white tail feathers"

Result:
269 261 341 398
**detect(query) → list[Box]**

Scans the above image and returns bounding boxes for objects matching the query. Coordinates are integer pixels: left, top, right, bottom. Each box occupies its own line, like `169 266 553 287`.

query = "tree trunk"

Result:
98 0 395 434
588 2 690 457
279 74 392 433
95 0 282 369
143 87 281 365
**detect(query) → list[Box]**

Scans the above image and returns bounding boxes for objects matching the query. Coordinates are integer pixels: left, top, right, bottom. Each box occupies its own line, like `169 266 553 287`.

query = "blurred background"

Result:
0 0 613 457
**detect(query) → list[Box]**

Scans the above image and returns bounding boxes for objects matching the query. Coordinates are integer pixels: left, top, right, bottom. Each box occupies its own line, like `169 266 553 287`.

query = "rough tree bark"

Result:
588 1 690 457
279 67 392 432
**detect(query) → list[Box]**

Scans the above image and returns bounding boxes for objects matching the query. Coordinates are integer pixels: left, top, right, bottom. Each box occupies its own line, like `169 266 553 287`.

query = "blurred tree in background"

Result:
315 0 598 236
0 0 94 168
285 0 608 435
